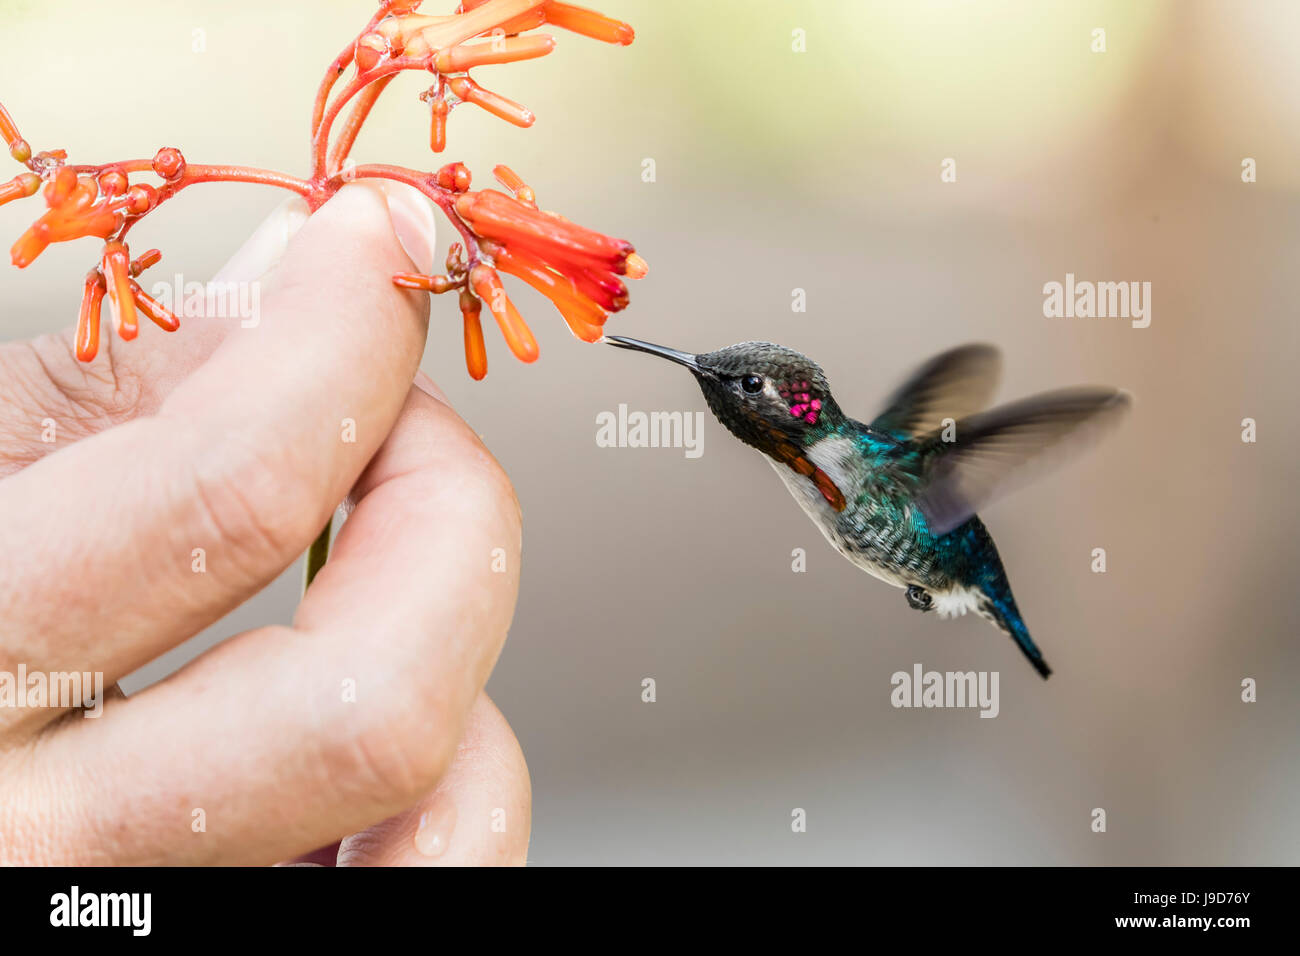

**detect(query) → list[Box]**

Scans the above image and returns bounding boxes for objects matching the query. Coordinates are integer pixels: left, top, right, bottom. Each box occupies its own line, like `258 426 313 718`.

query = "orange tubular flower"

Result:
0 100 30 162
129 248 163 276
455 189 633 273
3 0 642 376
393 162 645 374
434 34 555 72
100 241 138 341
75 272 106 362
540 1 634 45
429 95 449 152
130 279 181 332
393 272 457 293
459 288 488 380
469 263 539 362
72 245 173 362
392 158 644 376
446 75 535 128
11 168 125 268
491 245 605 342
492 164 536 207
0 172 39 208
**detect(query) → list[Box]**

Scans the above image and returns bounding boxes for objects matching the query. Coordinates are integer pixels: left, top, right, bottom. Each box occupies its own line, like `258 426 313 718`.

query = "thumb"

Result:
3 182 444 686
130 182 437 405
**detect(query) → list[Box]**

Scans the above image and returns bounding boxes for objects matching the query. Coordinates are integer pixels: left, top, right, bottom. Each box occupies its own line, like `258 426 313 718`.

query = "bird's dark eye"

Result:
741 374 763 393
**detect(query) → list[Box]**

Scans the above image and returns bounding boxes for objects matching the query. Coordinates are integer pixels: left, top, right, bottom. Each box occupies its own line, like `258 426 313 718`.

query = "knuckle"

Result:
440 437 521 539
177 426 323 574
321 693 460 809
0 337 145 475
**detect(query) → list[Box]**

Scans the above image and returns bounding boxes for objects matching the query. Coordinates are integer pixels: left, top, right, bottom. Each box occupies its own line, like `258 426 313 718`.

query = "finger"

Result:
0 197 309 476
335 693 531 866
121 180 438 410
114 194 315 406
11 181 439 455
26 384 522 864
0 183 437 713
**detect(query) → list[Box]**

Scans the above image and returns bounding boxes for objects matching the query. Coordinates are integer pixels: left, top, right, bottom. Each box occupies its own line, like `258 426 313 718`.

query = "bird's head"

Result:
605 337 842 457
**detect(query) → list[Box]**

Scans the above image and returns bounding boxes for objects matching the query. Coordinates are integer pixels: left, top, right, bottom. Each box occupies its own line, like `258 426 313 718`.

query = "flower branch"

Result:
1 0 645 378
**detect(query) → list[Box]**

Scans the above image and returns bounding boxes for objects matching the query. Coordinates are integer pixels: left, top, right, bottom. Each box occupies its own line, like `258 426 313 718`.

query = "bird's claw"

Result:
906 585 933 612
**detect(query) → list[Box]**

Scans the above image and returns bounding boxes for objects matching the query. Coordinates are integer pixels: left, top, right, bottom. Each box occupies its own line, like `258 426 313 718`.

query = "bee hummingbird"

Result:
606 336 1131 679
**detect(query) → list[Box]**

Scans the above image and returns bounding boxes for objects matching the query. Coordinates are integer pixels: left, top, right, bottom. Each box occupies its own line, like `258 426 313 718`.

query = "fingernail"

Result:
413 369 449 405
212 195 310 283
376 180 438 275
414 798 457 858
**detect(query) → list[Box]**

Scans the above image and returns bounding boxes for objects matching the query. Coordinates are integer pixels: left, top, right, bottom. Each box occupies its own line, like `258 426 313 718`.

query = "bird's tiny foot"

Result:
906 585 933 612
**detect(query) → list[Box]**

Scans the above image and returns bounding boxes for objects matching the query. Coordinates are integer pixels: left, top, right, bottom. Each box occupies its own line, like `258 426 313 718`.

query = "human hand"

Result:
0 183 530 865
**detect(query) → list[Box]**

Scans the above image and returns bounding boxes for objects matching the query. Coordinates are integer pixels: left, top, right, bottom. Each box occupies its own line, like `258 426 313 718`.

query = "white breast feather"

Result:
766 435 910 588
766 435 979 611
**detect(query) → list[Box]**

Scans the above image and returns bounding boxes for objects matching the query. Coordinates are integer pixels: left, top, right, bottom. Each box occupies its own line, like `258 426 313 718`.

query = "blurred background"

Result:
2 0 1297 864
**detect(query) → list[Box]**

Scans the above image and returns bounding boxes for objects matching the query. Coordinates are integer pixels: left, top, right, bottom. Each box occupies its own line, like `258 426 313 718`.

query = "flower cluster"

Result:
1 148 202 359
364 0 633 152
394 162 645 378
0 0 644 376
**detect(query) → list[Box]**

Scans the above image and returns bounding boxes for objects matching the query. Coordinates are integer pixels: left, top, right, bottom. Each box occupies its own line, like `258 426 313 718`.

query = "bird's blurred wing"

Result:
870 344 1002 440
910 387 1131 535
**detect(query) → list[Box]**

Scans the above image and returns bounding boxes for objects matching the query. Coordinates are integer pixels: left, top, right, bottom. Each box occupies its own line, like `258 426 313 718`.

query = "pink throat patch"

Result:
778 379 822 425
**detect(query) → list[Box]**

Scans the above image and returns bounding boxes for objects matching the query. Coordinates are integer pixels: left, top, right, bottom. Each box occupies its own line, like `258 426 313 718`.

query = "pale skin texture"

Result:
0 183 531 865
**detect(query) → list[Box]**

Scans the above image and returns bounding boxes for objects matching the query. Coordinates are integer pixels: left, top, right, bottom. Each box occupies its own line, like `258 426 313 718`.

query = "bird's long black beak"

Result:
604 335 704 372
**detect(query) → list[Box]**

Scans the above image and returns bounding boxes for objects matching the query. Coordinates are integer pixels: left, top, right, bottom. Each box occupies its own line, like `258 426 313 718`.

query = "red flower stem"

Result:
309 3 394 139
312 58 426 180
311 43 360 140
338 163 435 195
327 74 396 173
116 165 317 240
65 161 313 197
69 160 156 175
174 164 315 195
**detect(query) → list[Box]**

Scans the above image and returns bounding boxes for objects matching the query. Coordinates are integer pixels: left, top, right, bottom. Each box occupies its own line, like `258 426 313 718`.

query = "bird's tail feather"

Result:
977 583 1051 679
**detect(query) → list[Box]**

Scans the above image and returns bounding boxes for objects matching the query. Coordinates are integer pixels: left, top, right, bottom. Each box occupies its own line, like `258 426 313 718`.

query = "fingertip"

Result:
375 181 438 276
335 694 531 867
303 181 437 278
212 194 312 284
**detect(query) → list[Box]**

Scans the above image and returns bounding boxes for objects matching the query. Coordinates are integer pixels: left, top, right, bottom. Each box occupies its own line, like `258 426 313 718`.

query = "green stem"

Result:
303 515 333 593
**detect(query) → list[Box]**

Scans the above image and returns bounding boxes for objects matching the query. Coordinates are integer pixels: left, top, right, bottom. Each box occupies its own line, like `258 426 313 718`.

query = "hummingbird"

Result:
605 336 1131 679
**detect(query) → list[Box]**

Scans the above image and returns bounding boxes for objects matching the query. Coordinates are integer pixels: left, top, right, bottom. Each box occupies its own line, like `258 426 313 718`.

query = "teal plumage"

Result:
607 337 1130 679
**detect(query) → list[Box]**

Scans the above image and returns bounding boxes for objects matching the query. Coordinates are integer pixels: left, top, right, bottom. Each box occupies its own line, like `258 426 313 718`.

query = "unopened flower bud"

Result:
435 162 472 192
152 147 186 181
129 248 163 277
459 288 487 380
97 170 129 199
125 183 158 215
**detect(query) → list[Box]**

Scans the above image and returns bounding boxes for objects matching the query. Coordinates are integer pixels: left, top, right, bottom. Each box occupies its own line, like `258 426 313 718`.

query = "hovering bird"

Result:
606 336 1130 678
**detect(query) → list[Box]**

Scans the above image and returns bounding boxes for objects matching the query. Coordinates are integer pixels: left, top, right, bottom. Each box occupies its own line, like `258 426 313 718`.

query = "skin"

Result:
0 183 530 865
